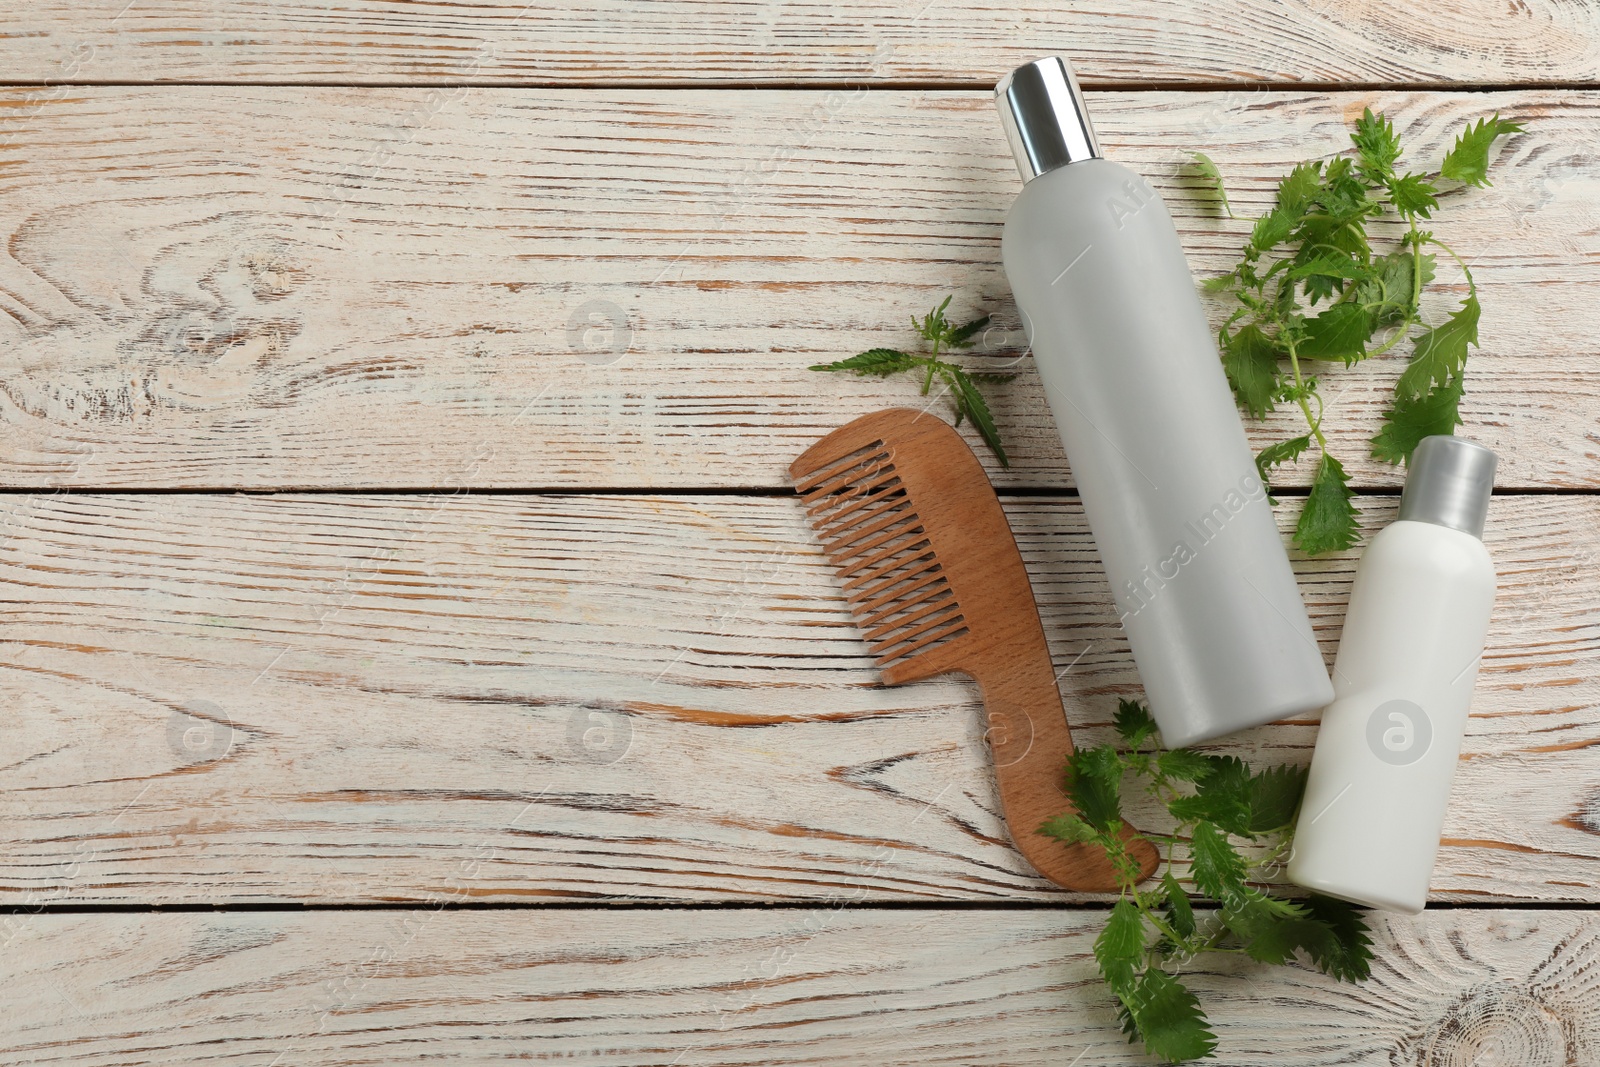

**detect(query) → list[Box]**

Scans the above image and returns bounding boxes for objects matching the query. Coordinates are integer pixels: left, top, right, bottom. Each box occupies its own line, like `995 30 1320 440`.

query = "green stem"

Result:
1425 234 1477 289
1129 883 1183 946
1408 214 1423 322
1365 320 1413 359
1282 332 1327 448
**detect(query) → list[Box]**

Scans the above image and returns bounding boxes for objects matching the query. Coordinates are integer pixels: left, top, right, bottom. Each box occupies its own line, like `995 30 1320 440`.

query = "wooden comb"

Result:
791 408 1158 892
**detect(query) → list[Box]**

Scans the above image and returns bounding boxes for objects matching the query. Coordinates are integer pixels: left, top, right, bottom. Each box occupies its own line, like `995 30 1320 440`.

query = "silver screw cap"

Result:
1398 436 1498 540
995 56 1101 183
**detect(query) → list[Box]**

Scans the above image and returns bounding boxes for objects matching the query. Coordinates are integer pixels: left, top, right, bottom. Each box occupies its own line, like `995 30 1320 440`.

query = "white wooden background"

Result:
2 3 1598 1064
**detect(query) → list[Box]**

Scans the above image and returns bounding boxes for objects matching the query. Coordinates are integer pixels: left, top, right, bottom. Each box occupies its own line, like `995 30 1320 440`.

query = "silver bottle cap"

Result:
995 56 1102 183
1398 436 1498 540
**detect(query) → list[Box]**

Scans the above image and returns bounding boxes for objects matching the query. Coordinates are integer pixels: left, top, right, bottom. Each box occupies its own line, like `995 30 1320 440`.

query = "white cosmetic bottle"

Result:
1288 436 1498 913
994 56 1333 746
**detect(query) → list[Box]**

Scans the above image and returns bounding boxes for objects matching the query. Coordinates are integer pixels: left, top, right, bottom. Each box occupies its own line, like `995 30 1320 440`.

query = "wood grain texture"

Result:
3 908 1598 1065
5 0 1599 87
2 490 1595 905
1 87 1595 491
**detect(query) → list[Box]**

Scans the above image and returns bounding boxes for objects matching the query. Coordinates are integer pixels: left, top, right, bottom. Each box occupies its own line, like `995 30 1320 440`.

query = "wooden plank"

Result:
5 1 1599 87
0 87 1595 491
3 907 1599 1065
1 491 1594 905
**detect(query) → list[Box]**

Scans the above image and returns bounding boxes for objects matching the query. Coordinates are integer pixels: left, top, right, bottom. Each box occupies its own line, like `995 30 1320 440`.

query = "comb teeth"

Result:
796 440 969 669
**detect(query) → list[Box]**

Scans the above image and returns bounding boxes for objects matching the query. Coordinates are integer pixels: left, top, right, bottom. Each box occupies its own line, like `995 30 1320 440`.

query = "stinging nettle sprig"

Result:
1192 109 1523 554
810 295 1014 466
1041 700 1374 1064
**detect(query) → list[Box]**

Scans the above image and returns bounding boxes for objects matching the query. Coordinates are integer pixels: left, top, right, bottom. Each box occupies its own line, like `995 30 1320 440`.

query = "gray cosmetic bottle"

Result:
995 56 1333 746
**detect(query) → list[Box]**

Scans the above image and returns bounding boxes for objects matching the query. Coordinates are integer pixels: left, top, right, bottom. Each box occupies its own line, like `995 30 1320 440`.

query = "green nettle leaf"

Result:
1226 892 1318 966
1371 373 1464 464
1203 105 1510 556
1301 894 1376 982
1296 452 1360 555
1172 754 1254 836
944 314 990 348
1440 114 1525 187
1155 748 1215 784
809 348 917 375
1360 251 1436 327
1160 871 1197 939
945 366 1010 467
1188 822 1248 906
1096 899 1147 998
1065 745 1124 834
1287 252 1370 283
914 295 955 343
1249 208 1296 255
1196 755 1251 795
1245 764 1309 834
1045 701 1375 1064
1297 303 1374 362
1396 293 1480 399
1168 791 1251 834
1276 160 1322 215
1387 172 1440 219
1351 107 1401 182
1114 698 1159 749
1220 324 1283 417
1125 971 1217 1064
1188 151 1234 218
1038 811 1099 845
811 299 1011 466
1255 435 1312 497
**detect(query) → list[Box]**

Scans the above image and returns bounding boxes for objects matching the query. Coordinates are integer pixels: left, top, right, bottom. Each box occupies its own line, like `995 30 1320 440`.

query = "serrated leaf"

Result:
1188 821 1248 907
944 366 1010 467
1255 435 1311 501
1197 755 1251 796
1440 113 1525 188
1352 108 1401 182
1371 373 1464 464
1320 155 1372 212
1224 890 1316 966
1156 748 1215 784
1298 303 1373 363
1188 151 1234 218
1297 209 1372 262
914 295 954 345
1360 251 1436 327
1220 324 1282 418
1388 172 1439 219
1065 745 1124 835
1160 870 1196 940
1223 887 1304 932
1245 763 1308 834
1096 899 1147 998
1124 970 1218 1063
1276 160 1322 215
944 314 990 349
1113 699 1158 749
1248 208 1296 255
1296 452 1360 555
1168 791 1251 833
1288 252 1370 282
809 348 918 376
1173 755 1254 836
1397 293 1480 399
1301 894 1375 982
1038 811 1099 845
